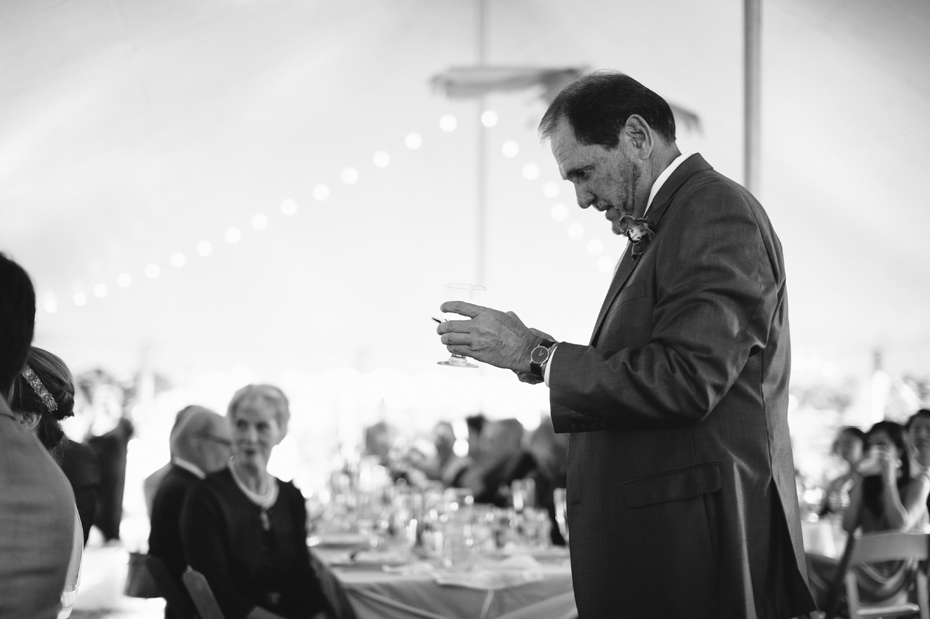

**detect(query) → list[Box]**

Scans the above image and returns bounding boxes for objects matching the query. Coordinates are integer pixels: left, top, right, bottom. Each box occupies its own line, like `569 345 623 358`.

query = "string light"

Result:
522 163 540 180
567 223 584 240
252 214 268 230
47 112 615 316
280 199 298 216
439 115 457 132
313 184 330 201
404 133 422 150
501 141 519 158
341 167 359 185
373 151 391 168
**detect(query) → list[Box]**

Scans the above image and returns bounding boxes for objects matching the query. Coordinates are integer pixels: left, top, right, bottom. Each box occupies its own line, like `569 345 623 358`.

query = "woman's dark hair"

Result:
0 253 36 396
832 426 866 454
539 71 677 148
906 408 930 430
862 420 911 520
9 347 76 464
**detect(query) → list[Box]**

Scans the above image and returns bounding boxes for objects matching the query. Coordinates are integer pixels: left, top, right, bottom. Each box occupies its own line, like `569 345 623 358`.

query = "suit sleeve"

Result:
550 181 783 430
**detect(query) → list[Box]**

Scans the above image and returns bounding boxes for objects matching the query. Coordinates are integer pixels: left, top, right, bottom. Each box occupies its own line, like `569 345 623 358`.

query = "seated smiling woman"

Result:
181 384 333 619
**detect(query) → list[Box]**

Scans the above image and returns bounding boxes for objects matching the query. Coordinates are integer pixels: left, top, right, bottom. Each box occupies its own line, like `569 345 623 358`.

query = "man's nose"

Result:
576 187 593 209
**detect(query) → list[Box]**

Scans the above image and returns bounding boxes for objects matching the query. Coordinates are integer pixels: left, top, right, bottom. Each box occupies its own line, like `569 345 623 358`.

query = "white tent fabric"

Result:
2 0 929 390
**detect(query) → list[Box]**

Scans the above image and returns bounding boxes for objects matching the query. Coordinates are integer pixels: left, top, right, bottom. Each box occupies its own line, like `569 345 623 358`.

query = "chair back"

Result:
182 568 226 619
144 555 196 619
843 531 930 619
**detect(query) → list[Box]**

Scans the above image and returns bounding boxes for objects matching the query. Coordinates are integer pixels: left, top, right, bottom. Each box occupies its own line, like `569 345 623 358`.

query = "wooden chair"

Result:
144 555 196 619
838 531 930 619
182 567 226 619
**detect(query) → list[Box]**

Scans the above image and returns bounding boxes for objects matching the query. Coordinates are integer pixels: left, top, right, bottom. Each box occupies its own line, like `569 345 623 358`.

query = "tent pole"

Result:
744 0 761 194
476 0 487 286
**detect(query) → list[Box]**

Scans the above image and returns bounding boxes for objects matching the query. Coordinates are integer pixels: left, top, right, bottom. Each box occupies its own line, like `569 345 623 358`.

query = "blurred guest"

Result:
808 420 930 609
182 384 333 619
10 346 99 544
143 405 203 516
82 372 134 542
906 408 930 511
499 417 569 544
818 426 866 518
0 253 76 619
149 406 232 619
460 418 524 505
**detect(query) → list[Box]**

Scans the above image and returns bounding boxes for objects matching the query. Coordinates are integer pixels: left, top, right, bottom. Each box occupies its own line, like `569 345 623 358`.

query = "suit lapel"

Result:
587 154 713 345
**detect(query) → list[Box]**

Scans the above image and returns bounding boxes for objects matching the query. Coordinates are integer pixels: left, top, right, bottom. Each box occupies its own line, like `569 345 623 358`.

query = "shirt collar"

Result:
172 457 206 479
644 151 694 216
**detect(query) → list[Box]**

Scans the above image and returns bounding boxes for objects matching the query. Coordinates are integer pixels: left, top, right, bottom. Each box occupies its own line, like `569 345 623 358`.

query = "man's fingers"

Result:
439 300 483 318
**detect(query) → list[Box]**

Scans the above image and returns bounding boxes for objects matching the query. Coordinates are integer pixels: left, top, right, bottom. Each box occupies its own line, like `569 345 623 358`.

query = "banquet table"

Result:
310 545 577 619
801 517 848 561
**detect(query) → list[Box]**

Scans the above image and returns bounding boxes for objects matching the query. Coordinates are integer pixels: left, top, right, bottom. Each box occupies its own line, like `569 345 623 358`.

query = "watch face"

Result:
531 345 549 364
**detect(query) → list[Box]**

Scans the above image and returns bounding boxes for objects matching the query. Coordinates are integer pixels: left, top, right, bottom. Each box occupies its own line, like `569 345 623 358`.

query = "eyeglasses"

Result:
196 433 233 448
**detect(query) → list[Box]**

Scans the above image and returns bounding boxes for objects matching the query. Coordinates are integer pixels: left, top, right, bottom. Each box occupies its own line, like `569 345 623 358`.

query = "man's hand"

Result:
436 302 542 374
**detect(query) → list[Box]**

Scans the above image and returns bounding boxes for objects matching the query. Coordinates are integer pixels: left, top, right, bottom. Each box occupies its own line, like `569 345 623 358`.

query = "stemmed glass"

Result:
437 283 486 368
553 488 569 544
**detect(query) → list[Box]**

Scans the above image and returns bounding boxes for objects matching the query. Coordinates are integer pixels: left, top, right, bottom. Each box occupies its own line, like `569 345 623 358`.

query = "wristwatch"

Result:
529 339 557 380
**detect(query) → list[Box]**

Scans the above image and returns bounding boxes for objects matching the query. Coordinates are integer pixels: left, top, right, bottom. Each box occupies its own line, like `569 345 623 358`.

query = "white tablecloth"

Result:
312 549 576 619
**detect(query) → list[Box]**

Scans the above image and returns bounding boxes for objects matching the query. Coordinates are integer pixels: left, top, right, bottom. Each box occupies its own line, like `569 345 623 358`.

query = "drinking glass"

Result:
553 488 569 544
437 283 486 368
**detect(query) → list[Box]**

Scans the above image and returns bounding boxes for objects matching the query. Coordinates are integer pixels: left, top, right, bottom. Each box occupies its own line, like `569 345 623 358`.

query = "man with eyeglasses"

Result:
149 406 232 619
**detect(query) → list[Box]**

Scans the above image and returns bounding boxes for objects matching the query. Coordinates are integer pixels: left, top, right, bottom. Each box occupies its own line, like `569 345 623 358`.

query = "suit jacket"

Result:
60 439 100 545
0 409 76 619
149 464 201 606
549 154 816 618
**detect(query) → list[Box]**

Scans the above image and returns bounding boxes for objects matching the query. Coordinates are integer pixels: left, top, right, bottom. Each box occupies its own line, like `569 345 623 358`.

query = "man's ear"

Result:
19 410 41 431
623 115 654 159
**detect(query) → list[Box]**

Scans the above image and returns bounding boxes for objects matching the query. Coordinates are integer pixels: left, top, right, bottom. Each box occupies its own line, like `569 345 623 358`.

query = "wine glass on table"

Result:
437 283 486 368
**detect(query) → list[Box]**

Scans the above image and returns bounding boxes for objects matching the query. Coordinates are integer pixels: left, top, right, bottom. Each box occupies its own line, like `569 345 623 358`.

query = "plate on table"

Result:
308 533 369 549
328 549 411 569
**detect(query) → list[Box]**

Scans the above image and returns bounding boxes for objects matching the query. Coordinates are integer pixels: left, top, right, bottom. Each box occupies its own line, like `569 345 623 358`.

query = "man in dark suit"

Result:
148 406 232 619
437 72 816 617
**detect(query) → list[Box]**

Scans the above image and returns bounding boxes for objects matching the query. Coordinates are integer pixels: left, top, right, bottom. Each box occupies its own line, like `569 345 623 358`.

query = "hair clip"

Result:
21 365 58 413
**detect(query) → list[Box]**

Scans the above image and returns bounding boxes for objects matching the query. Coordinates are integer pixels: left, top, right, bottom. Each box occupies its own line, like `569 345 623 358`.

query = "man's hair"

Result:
0 253 36 395
539 71 677 147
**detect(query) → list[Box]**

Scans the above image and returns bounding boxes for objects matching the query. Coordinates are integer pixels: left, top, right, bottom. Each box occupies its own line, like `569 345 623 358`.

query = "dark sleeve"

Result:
149 476 190 582
60 440 100 545
551 180 781 429
180 482 255 619
285 485 332 617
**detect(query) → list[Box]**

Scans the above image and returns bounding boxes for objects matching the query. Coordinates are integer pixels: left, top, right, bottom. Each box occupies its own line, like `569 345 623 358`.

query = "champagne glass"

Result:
437 283 486 368
553 488 569 544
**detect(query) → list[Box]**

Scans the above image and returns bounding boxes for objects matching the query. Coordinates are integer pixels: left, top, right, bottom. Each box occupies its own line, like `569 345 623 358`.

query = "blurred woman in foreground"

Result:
182 384 333 619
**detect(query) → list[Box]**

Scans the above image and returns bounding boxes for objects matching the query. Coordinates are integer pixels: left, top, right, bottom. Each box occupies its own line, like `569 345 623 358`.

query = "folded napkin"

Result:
433 555 544 590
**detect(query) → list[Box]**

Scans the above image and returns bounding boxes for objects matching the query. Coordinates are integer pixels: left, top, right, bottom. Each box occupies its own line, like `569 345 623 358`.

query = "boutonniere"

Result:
618 215 657 261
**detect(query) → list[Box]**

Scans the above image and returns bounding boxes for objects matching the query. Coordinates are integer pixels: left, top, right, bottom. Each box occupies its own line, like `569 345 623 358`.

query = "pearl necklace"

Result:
228 457 278 509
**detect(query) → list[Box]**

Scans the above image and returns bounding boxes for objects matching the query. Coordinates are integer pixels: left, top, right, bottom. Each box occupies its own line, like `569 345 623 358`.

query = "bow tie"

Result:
618 216 657 261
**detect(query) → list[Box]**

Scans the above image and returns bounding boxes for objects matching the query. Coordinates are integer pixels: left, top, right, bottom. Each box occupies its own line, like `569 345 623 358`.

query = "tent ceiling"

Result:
2 0 929 384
